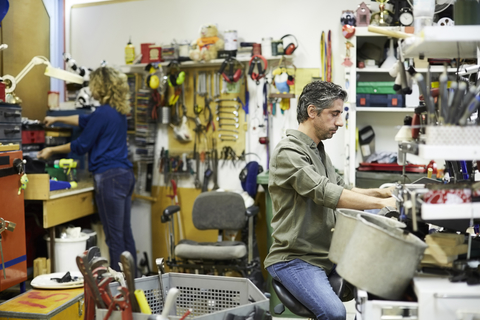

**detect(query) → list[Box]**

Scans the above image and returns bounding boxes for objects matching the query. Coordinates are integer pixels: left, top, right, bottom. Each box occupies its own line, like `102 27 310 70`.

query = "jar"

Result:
261 37 272 57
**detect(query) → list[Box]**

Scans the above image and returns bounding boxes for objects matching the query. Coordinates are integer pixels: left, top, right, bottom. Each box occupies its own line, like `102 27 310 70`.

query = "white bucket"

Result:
46 232 90 273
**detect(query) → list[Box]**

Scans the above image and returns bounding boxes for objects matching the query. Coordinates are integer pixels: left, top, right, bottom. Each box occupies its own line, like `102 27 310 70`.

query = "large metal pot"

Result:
336 214 427 300
329 209 406 264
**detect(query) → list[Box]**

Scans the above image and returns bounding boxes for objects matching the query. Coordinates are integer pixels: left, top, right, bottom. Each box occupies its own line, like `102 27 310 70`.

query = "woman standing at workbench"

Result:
38 66 137 273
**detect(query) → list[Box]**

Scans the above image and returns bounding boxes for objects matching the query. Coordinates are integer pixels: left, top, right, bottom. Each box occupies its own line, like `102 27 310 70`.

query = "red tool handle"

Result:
170 179 177 196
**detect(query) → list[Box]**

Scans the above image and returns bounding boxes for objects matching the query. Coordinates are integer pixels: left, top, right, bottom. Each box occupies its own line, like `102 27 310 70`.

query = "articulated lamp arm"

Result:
4 55 83 94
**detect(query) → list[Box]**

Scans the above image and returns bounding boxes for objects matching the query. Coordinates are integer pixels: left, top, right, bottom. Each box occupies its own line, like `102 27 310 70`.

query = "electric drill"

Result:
54 159 78 182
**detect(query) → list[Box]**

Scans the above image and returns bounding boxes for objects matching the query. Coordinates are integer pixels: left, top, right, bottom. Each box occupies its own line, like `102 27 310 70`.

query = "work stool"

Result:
272 271 346 319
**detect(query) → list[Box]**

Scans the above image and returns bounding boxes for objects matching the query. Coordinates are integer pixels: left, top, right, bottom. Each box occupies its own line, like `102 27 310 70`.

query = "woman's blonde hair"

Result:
89 66 131 114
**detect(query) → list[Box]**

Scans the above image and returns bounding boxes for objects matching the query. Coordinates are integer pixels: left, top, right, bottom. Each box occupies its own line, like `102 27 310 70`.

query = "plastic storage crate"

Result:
356 81 396 94
356 94 405 107
96 273 270 320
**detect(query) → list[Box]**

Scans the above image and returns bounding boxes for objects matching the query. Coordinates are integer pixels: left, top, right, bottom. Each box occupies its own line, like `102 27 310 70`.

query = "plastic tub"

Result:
329 208 406 264
336 215 427 300
46 233 89 273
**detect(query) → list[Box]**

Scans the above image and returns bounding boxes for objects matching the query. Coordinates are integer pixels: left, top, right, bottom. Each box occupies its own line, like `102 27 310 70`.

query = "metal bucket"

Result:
329 209 406 264
336 215 427 300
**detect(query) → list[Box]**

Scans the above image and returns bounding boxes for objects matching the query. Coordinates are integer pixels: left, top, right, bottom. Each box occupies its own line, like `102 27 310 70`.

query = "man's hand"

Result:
381 196 397 208
43 116 56 127
379 185 396 198
37 147 53 160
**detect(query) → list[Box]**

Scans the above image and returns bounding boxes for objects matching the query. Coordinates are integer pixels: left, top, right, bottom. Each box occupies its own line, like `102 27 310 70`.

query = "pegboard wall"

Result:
167 66 247 158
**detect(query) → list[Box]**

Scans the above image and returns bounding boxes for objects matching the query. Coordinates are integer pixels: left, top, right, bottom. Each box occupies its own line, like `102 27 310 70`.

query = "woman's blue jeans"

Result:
94 167 136 272
267 259 346 320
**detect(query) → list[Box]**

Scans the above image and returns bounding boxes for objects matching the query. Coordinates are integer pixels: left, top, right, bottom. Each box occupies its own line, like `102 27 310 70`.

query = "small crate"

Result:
356 82 396 95
96 273 269 320
356 93 405 107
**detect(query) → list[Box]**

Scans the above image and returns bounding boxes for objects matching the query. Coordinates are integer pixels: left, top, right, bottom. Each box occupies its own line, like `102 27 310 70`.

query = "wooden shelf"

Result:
120 55 293 73
269 93 295 99
355 26 407 37
356 67 458 73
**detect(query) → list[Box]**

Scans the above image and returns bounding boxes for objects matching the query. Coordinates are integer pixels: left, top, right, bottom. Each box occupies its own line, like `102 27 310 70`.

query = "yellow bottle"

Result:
125 38 135 65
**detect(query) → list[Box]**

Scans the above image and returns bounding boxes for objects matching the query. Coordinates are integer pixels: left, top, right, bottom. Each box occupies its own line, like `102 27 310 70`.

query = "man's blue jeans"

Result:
267 259 346 320
94 167 136 272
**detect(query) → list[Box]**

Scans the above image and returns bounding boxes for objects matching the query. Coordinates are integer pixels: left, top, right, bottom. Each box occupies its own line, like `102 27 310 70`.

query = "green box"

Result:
356 81 396 94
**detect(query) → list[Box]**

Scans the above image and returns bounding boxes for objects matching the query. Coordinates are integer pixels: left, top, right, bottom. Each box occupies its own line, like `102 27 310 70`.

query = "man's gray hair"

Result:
297 81 348 123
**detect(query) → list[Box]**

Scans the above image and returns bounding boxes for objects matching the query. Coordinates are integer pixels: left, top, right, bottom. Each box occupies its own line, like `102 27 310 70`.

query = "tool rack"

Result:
96 273 269 320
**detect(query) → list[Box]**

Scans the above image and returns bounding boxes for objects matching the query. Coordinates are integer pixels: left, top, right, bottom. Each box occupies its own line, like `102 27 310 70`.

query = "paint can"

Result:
224 30 238 51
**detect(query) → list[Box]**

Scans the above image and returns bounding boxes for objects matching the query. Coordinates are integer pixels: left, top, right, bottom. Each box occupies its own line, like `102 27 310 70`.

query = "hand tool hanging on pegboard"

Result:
327 30 332 82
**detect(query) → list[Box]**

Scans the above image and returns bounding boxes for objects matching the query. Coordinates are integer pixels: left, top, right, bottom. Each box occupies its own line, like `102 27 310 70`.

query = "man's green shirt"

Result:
264 129 352 274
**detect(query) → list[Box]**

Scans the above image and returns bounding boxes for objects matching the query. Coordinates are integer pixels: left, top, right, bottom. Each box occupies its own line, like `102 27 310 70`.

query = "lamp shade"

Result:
45 66 83 84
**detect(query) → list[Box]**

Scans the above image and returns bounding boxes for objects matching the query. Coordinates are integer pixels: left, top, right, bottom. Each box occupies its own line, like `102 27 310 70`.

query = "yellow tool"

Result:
134 289 152 314
54 159 78 181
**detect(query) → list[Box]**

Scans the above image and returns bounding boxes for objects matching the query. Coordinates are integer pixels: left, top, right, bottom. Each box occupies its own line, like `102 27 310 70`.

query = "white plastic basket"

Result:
96 273 269 320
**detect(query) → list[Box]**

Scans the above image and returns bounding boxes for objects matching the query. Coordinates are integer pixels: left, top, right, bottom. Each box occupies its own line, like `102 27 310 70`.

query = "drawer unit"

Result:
0 104 21 124
0 123 21 140
22 129 45 144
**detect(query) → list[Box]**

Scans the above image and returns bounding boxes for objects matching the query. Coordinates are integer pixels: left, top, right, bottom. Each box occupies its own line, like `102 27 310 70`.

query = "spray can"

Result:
125 38 135 65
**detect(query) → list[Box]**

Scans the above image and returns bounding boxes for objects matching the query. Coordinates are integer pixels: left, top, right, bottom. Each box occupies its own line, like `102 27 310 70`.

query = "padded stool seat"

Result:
175 239 247 260
272 271 346 319
272 279 315 318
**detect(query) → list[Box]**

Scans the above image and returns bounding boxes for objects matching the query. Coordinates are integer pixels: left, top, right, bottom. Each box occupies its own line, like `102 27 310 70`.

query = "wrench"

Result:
219 128 239 133
216 110 238 117
217 116 238 123
215 98 239 102
219 123 239 128
155 258 165 307
219 134 238 139
217 105 240 111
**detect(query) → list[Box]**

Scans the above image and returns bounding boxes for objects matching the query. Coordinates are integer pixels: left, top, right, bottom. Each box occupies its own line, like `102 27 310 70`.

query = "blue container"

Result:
356 94 405 107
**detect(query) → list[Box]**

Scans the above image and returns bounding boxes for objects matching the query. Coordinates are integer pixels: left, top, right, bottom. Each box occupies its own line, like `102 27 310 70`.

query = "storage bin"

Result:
356 93 405 107
97 273 269 320
46 233 89 273
356 81 396 94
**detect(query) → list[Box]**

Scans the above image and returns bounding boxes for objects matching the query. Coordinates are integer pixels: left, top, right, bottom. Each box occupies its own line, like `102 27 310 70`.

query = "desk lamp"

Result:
1 54 84 104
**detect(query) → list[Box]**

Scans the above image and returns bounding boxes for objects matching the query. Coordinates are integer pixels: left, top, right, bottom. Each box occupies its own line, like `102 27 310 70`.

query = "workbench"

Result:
24 174 96 273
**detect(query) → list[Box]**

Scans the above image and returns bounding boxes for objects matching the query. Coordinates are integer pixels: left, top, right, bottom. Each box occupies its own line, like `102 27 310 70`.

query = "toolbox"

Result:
356 93 405 107
356 81 396 95
96 273 270 320
0 288 84 320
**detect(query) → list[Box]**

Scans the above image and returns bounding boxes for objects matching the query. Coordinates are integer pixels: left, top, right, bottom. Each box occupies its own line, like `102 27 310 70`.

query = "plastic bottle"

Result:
125 38 135 65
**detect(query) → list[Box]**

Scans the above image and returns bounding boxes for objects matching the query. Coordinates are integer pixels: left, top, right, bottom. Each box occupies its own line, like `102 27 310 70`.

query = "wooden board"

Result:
24 174 50 200
1 0 50 121
0 288 84 320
